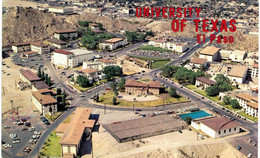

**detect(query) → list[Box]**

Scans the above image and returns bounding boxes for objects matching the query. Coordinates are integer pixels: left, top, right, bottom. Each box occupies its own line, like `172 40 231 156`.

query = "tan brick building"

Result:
125 79 161 95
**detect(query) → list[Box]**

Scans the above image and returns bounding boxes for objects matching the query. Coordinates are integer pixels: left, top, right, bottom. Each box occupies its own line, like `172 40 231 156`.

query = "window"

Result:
224 130 226 133
229 129 231 132
234 127 236 131
219 131 221 134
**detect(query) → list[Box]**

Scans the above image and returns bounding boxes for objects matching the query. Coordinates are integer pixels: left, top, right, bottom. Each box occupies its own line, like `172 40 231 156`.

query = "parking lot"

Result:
2 115 49 156
128 49 179 59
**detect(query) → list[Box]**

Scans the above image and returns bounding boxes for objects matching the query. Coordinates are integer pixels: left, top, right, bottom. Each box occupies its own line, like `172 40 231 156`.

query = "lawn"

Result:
138 45 172 52
128 55 171 69
194 90 220 102
185 85 198 90
218 102 241 111
40 131 61 157
238 112 258 122
98 91 190 107
45 112 62 121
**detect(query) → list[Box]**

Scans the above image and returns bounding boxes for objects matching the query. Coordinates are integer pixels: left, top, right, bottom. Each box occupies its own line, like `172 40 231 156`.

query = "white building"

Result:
54 30 78 40
191 116 240 138
99 38 128 50
251 63 258 78
83 58 117 70
235 93 258 117
30 42 50 54
195 77 217 89
48 7 74 14
148 40 188 53
12 42 31 53
228 65 248 83
74 68 103 82
199 46 220 62
190 57 207 69
51 49 74 68
47 38 67 49
229 50 246 62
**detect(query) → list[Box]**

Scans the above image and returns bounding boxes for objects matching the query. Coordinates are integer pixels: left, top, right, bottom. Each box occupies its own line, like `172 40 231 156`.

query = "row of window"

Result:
219 127 237 134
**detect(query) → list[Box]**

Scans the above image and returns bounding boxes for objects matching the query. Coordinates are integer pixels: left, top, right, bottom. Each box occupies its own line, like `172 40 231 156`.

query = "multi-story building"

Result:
51 49 74 68
47 38 67 49
32 89 57 115
56 108 95 157
54 30 78 40
228 65 248 83
32 81 50 91
125 79 161 95
191 116 240 138
30 42 50 54
12 42 31 53
235 93 258 117
199 46 220 62
74 68 103 82
251 63 258 78
20 69 41 86
148 40 188 53
83 58 117 70
99 38 128 50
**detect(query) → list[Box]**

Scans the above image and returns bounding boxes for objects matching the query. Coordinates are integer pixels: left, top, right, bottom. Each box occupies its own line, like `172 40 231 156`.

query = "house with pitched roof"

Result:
195 77 217 89
199 46 220 62
191 116 241 138
20 69 41 86
56 108 95 157
125 79 161 95
190 57 208 69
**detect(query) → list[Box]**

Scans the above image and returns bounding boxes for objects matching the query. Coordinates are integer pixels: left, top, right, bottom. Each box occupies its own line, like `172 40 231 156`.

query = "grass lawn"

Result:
128 55 171 69
138 45 172 52
185 85 198 90
138 78 151 82
238 112 258 122
40 131 61 157
71 83 91 91
98 91 189 107
45 112 62 121
194 90 220 102
218 102 241 111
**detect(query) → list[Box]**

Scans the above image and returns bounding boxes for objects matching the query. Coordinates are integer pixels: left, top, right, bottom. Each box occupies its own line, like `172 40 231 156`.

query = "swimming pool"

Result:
179 110 211 120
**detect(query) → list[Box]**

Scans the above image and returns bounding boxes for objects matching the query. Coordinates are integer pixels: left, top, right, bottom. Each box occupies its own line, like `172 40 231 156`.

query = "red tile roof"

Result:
196 77 216 85
31 42 49 47
54 49 73 55
247 102 258 109
200 46 220 56
195 116 240 131
252 63 258 68
32 89 57 105
24 51 38 55
190 57 207 64
20 70 41 81
47 38 67 45
80 68 99 74
12 42 31 46
125 79 161 88
55 29 78 34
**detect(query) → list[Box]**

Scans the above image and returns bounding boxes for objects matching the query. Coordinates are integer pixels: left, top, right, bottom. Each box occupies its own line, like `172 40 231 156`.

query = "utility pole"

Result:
104 104 106 114
133 104 135 113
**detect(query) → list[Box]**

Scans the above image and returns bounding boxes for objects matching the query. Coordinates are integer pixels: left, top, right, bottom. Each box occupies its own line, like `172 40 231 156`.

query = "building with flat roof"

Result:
32 81 50 91
228 65 248 83
195 77 217 89
148 40 188 53
125 79 161 95
32 89 57 115
74 68 103 82
82 58 117 70
191 116 241 138
12 42 31 53
199 46 220 62
56 108 95 157
99 38 128 50
49 7 74 14
47 38 67 49
20 69 41 86
103 115 187 143
54 30 78 40
30 42 50 54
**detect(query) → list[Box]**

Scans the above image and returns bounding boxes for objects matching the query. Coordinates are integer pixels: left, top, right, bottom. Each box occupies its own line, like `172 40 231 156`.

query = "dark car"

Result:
178 130 183 133
136 109 142 111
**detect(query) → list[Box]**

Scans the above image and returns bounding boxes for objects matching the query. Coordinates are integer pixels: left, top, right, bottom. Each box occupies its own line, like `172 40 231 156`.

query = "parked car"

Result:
247 153 252 157
237 145 242 150
3 126 10 129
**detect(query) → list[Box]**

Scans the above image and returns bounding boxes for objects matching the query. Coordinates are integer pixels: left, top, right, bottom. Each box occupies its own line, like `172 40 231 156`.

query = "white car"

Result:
247 153 252 157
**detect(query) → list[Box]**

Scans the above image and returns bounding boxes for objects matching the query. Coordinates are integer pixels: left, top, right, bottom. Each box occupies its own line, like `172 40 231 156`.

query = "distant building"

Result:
148 40 188 53
83 58 117 70
20 69 41 86
190 57 207 69
47 38 67 49
54 30 78 40
74 68 103 82
57 108 95 157
235 93 258 117
30 42 50 54
199 46 220 62
195 77 217 89
228 65 248 83
191 116 241 138
24 51 38 58
12 42 31 53
229 50 246 62
125 79 161 95
32 89 57 115
99 38 128 50
89 23 100 30
48 7 74 14
32 81 50 91
251 63 258 78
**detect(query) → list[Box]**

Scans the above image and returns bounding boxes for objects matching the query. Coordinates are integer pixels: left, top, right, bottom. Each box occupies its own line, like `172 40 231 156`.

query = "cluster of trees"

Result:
169 87 178 98
103 66 123 81
124 31 153 43
161 65 206 84
205 74 232 96
37 67 52 86
81 29 115 50
78 21 103 29
222 96 241 109
56 88 68 111
184 116 192 125
76 75 92 88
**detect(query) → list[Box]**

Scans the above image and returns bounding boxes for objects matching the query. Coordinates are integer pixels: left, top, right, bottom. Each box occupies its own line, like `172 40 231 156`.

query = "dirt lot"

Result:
2 57 38 118
83 126 246 158
3 0 41 8
118 55 148 75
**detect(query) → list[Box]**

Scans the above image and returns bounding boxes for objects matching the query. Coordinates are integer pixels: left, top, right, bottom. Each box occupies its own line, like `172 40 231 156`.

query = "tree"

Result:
76 76 90 88
47 77 52 86
112 96 117 105
103 66 123 79
96 94 99 102
230 99 240 109
57 88 62 95
184 116 192 125
41 70 45 80
169 87 178 98
205 85 219 96
110 82 116 91
114 90 119 96
118 77 125 92
37 67 41 77
223 95 231 105
215 74 231 85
